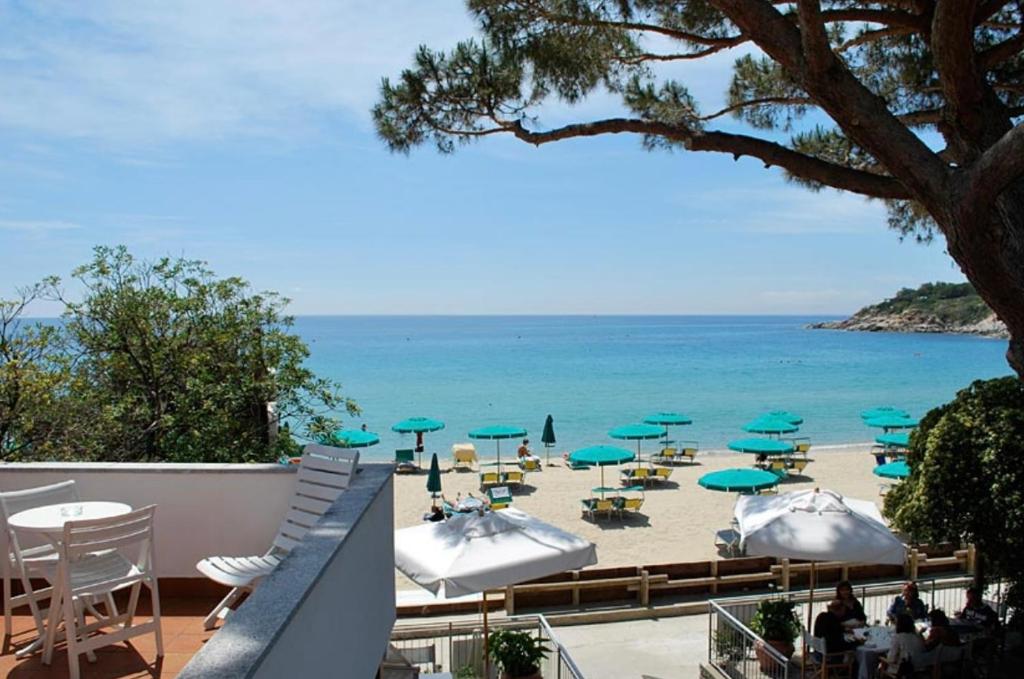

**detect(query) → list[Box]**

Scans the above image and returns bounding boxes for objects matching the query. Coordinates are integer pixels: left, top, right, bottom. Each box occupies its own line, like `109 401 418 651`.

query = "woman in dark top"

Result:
814 600 860 655
923 610 960 651
835 580 867 624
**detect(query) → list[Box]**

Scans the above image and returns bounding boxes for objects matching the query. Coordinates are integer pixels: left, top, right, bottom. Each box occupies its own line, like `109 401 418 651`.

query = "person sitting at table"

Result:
956 586 998 628
880 613 926 677
814 599 861 656
887 581 928 621
923 610 960 652
835 580 867 625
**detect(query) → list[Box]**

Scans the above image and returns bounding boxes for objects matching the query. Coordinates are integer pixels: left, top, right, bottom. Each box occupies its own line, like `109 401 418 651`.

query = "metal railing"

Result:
708 600 790 679
388 614 584 679
706 576 990 679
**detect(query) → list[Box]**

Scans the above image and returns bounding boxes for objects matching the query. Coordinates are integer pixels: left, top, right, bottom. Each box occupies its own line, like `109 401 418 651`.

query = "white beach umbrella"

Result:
734 489 905 672
395 507 597 662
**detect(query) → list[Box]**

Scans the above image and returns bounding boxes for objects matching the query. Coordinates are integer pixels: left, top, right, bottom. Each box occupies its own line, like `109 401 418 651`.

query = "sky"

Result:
0 1 966 316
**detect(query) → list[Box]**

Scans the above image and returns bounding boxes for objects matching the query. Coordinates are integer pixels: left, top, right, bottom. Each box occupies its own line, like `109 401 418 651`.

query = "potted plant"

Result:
486 629 549 679
748 598 801 671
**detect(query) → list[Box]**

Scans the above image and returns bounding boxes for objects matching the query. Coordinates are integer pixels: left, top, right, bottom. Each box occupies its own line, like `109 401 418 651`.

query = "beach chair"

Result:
394 448 418 474
714 528 743 557
621 467 651 485
652 467 673 483
768 459 788 477
581 498 614 520
617 496 644 517
679 441 699 465
479 471 501 488
567 458 591 471
653 447 677 465
487 486 513 510
452 443 478 470
519 458 540 472
197 444 358 629
789 457 811 475
502 470 525 490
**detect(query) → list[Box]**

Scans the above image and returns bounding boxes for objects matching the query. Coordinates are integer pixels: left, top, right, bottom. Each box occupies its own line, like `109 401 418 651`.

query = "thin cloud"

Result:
0 219 81 232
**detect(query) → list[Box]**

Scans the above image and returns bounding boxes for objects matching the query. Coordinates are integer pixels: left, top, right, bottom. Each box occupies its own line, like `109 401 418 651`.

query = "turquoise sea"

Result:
295 316 1012 460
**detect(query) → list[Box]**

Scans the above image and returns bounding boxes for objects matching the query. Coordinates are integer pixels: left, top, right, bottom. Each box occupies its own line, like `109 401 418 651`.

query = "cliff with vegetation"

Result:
811 282 1008 338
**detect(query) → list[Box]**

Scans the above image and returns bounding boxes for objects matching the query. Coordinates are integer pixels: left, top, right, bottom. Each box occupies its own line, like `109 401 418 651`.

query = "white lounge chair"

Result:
196 444 359 629
1 480 79 650
41 505 162 679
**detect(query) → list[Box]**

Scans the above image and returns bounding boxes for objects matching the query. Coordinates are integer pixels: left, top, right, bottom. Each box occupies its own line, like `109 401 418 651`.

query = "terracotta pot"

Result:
755 639 795 672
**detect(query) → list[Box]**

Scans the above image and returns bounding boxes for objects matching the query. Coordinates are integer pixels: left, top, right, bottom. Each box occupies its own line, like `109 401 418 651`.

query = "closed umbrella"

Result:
392 417 446 454
873 460 910 480
395 508 597 653
735 489 906 673
541 415 557 467
609 423 665 468
426 453 442 506
468 425 527 473
325 429 380 448
569 445 635 493
698 468 779 494
742 416 799 437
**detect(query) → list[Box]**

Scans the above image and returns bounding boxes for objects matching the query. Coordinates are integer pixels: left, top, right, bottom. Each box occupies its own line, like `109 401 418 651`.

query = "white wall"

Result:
0 462 296 577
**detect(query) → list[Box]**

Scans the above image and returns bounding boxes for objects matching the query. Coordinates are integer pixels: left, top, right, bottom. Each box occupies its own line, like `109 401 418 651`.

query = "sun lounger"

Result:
617 496 644 517
567 459 591 470
479 471 501 488
452 443 478 470
768 460 788 477
652 447 678 464
581 498 615 520
502 470 525 489
679 441 699 464
651 467 673 483
621 467 652 485
714 528 743 557
394 448 418 474
788 457 811 475
519 458 540 471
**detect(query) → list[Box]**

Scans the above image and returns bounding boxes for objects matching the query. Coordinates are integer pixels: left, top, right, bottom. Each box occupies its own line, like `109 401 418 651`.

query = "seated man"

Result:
814 599 861 656
956 586 998 628
887 581 929 621
516 438 540 466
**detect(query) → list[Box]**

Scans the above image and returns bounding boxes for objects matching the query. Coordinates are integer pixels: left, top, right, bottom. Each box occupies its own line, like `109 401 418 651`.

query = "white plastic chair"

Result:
196 444 359 629
1 480 79 649
41 504 162 679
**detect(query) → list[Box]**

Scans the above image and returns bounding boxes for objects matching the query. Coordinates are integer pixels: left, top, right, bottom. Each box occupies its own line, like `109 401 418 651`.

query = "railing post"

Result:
571 570 580 607
910 548 920 580
781 558 791 592
640 570 650 607
505 585 515 615
710 559 719 595
966 544 976 575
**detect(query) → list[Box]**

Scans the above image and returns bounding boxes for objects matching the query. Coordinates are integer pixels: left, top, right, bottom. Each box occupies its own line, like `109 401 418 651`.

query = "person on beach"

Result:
517 439 540 467
888 581 929 621
835 580 867 625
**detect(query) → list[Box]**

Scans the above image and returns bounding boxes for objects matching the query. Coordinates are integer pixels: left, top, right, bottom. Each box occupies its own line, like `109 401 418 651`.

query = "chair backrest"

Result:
656 468 671 478
504 471 523 482
1 480 80 558
661 447 677 457
624 498 643 510
770 460 786 471
522 459 539 471
634 468 649 478
63 505 157 586
400 644 436 670
271 445 359 554
395 449 415 464
452 444 476 461
481 472 499 484
796 442 812 453
596 500 613 511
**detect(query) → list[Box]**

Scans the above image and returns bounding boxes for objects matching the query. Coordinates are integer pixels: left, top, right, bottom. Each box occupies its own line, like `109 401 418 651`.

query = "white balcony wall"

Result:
0 462 296 578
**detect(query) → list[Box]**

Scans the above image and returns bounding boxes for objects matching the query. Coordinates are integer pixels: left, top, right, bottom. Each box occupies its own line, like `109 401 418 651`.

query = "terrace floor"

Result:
1 597 218 678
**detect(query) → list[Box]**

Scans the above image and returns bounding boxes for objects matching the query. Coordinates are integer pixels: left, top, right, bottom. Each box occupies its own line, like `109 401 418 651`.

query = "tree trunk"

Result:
940 179 1024 379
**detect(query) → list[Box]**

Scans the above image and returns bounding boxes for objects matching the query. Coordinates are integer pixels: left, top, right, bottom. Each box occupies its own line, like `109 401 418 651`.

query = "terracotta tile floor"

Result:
1 597 219 678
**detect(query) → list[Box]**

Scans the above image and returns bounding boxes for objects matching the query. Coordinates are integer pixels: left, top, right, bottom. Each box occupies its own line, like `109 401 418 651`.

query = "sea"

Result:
295 315 1012 461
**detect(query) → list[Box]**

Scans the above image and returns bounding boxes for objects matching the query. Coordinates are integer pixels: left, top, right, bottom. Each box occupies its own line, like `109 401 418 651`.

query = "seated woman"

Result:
835 580 867 625
923 610 960 652
813 599 860 656
887 581 929 621
881 613 926 677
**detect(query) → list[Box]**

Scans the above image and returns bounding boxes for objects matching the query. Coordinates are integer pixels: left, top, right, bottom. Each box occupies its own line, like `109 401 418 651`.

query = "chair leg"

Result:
203 587 244 631
63 587 81 679
149 578 164 657
42 582 62 666
77 603 97 663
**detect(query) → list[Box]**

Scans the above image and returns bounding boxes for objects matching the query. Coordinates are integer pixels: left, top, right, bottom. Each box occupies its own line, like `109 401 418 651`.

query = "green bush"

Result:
486 629 548 678
885 377 1024 626
748 599 801 643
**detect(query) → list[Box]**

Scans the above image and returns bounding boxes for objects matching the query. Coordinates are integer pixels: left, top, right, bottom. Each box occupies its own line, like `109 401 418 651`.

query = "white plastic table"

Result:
7 501 132 657
852 626 892 679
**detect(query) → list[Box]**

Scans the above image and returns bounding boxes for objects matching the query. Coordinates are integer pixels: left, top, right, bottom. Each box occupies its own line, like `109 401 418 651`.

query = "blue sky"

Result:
0 2 964 316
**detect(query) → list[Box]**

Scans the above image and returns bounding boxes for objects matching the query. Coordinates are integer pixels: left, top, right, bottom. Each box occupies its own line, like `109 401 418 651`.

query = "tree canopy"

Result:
374 0 1024 375
0 246 357 463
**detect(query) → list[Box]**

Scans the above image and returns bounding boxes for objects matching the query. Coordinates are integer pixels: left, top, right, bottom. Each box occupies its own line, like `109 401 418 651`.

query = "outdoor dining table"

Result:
850 625 893 679
7 501 133 656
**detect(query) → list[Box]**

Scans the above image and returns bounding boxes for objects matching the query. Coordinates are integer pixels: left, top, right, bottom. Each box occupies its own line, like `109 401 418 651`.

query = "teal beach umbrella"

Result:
643 411 693 443
569 445 635 493
876 432 910 448
541 415 556 466
864 415 918 431
742 416 799 436
728 438 795 455
861 407 909 420
426 453 442 505
609 423 665 467
392 416 446 453
765 410 803 425
469 425 528 471
326 429 380 448
698 468 779 493
873 460 910 480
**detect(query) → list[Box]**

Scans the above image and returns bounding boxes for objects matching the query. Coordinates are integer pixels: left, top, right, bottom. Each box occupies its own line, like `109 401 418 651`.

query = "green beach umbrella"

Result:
541 415 556 467
325 429 380 448
698 468 779 493
742 416 799 436
392 416 446 454
569 445 635 493
643 411 693 443
469 425 528 472
764 410 803 425
876 432 910 448
873 460 910 480
728 438 795 455
861 406 909 421
609 423 665 467
426 453 442 505
864 414 918 431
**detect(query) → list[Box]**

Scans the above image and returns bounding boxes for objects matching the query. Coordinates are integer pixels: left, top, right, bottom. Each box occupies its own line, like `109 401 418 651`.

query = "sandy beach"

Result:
393 443 890 591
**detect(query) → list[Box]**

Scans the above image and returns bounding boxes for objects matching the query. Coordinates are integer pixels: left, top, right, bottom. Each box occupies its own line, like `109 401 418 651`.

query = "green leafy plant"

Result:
453 666 477 679
486 629 548 678
748 599 801 643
